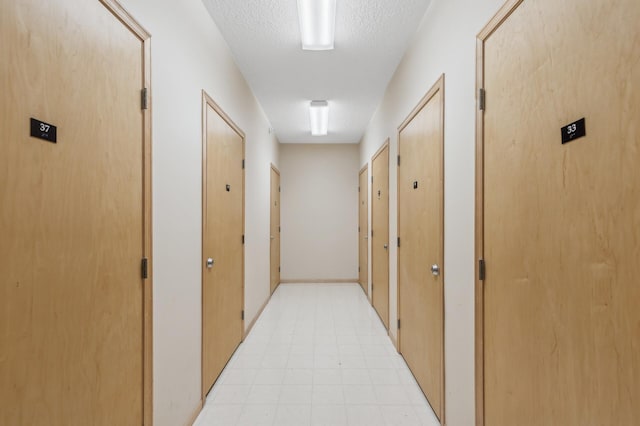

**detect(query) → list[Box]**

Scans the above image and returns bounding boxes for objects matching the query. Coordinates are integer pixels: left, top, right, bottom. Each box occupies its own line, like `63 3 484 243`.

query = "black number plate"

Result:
30 118 57 143
561 118 586 144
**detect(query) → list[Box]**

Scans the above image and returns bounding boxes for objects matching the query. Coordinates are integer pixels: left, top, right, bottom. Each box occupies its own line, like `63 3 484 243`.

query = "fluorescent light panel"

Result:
297 0 336 50
309 100 329 136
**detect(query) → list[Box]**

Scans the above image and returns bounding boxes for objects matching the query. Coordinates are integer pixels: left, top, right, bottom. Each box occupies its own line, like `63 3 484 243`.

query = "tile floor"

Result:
193 283 440 426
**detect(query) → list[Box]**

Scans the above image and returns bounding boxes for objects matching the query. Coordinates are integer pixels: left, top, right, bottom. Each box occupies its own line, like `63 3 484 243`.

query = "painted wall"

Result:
358 0 504 424
117 0 278 424
280 144 359 281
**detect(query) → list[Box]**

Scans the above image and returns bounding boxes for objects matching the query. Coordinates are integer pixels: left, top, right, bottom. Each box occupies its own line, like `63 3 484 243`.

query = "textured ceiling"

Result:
201 0 432 144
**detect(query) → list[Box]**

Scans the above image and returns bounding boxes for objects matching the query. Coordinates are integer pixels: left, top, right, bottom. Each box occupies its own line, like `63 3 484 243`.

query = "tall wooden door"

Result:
270 165 281 294
398 76 445 422
371 143 390 328
0 1 151 424
478 0 640 424
359 165 369 296
202 93 245 396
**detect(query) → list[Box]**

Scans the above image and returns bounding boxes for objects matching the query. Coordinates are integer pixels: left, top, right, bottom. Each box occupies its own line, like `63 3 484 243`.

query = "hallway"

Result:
194 284 439 426
3 0 639 424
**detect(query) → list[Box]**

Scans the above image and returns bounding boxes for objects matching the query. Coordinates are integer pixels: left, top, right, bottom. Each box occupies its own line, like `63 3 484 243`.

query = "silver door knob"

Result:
383 244 388 249
270 236 275 240
207 258 214 269
431 264 440 276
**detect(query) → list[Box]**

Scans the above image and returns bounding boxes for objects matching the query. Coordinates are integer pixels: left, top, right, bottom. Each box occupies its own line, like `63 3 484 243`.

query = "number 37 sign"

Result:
30 117 57 143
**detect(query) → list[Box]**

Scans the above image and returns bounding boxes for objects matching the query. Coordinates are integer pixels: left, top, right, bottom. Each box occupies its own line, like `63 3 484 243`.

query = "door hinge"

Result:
397 155 400 166
371 176 373 183
278 226 281 232
371 230 374 237
241 310 244 320
397 319 401 329
358 266 360 272
358 186 360 192
242 235 245 244
141 257 149 279
278 266 280 272
479 259 486 281
279 185 281 192
478 88 486 111
242 159 245 169
141 88 148 110
397 237 400 247
358 226 360 232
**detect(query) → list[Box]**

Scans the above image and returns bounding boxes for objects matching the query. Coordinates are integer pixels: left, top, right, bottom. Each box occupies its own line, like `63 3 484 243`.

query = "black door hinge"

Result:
278 185 281 192
241 310 244 320
371 230 374 237
358 226 360 232
397 237 400 247
278 226 281 232
141 258 149 279
398 319 401 329
358 186 360 192
278 266 281 272
479 259 486 280
358 266 360 272
397 155 400 166
242 159 245 169
479 88 486 111
242 235 245 244
141 88 148 110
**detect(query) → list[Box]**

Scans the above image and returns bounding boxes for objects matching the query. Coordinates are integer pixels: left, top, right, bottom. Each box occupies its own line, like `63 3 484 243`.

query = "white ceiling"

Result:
201 0 432 144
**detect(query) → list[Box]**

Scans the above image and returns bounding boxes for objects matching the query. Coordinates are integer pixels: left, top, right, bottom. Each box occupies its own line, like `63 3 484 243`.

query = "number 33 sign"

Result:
561 118 586 144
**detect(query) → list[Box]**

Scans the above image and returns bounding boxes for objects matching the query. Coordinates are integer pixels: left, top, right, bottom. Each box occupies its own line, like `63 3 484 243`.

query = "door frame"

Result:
98 1 153 424
270 163 281 294
201 90 246 400
396 74 446 423
358 164 369 297
474 2 524 425
370 139 390 327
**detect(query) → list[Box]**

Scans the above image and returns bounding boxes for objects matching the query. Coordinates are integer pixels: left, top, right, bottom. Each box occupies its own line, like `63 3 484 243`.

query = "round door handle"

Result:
383 244 388 249
431 264 440 276
206 258 214 269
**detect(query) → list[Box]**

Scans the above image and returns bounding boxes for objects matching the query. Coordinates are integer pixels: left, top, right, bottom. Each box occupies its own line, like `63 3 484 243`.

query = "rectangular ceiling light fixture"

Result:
309 100 329 136
297 0 336 50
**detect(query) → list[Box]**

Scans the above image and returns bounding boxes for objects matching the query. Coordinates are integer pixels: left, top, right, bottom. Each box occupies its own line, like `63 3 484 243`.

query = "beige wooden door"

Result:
479 0 640 424
202 94 245 396
270 165 281 294
371 143 390 328
398 76 444 422
359 166 369 296
0 0 150 424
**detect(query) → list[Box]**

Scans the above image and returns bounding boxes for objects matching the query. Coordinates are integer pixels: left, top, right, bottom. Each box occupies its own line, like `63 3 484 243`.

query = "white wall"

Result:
116 0 278 424
359 0 503 424
280 144 359 281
